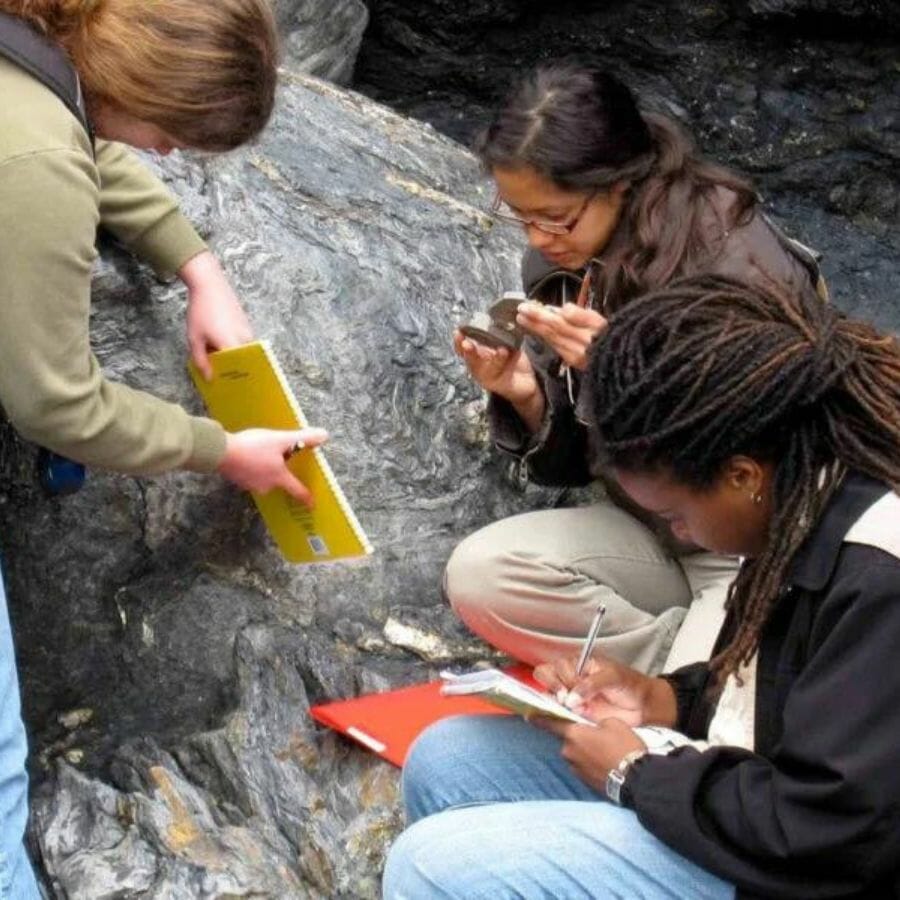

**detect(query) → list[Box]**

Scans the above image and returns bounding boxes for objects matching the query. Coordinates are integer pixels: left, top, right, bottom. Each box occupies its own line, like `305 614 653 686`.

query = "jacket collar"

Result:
788 472 890 593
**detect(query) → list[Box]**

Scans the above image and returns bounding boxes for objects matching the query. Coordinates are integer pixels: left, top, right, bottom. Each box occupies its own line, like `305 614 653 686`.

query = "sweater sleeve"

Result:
94 140 207 277
0 148 225 474
625 555 900 897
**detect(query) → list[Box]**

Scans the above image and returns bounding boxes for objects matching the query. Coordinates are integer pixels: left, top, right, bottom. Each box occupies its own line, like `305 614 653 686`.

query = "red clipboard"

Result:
309 666 537 767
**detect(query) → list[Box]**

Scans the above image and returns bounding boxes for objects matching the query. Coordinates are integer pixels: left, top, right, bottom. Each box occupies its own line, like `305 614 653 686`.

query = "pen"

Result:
574 603 607 678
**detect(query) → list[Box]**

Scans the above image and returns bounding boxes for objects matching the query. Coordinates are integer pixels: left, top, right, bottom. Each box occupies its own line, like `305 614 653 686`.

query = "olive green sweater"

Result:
0 56 227 474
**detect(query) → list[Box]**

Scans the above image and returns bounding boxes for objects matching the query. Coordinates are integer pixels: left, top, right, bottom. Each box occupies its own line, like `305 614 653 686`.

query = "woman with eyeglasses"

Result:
447 63 826 676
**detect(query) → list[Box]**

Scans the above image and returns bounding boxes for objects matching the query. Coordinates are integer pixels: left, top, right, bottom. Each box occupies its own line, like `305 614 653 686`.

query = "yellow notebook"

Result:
190 341 373 564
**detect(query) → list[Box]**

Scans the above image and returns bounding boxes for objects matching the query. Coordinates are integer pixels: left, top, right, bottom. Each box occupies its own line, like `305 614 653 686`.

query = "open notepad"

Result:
440 668 697 753
440 668 593 724
190 341 373 564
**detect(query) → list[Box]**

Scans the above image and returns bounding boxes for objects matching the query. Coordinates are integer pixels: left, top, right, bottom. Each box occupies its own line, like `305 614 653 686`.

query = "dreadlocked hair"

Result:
583 274 900 683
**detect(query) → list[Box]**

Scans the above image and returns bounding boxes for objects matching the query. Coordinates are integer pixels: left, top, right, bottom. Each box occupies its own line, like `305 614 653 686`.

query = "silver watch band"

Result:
605 748 647 806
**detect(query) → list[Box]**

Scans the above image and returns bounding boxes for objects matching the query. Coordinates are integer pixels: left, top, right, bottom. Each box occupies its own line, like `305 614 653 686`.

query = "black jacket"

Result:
624 474 900 899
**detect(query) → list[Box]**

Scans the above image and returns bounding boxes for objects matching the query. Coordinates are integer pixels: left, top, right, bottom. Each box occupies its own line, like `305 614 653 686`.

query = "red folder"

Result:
309 666 537 767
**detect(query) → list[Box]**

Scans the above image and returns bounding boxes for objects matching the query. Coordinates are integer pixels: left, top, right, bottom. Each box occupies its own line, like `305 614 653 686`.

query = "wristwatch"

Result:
605 748 648 806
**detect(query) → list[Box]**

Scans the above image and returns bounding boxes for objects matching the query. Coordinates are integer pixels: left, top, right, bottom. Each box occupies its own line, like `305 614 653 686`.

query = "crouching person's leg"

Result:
445 502 692 673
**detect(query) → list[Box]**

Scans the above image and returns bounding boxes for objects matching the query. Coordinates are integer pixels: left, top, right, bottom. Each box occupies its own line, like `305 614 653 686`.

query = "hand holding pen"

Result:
533 605 661 727
557 603 607 709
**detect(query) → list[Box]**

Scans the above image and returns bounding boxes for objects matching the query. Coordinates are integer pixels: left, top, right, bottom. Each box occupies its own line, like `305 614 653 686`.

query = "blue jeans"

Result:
0 568 40 899
383 716 734 900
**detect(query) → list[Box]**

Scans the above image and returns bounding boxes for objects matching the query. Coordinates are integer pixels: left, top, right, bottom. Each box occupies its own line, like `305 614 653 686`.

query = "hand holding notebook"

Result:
218 426 329 508
190 341 373 563
440 668 696 754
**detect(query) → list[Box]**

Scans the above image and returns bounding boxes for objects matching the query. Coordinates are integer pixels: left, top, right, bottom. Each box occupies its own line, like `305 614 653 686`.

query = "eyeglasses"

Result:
489 191 595 236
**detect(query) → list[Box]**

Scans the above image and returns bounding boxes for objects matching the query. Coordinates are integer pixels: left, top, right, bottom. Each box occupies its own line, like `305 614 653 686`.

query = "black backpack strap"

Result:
0 10 92 140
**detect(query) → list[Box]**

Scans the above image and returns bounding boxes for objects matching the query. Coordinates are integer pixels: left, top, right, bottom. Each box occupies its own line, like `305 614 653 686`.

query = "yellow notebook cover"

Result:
190 341 373 564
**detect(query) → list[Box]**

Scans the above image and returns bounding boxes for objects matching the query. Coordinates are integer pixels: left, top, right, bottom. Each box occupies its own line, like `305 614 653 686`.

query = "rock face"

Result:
4 73 561 897
355 0 899 334
746 0 895 19
4 2 898 896
274 0 369 84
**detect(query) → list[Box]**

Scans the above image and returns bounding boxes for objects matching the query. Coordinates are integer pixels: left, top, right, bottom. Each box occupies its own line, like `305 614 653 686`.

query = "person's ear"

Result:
725 456 766 505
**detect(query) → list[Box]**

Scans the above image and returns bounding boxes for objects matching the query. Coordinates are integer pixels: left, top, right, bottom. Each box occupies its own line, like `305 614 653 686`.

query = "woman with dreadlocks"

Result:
384 275 900 899
446 63 828 676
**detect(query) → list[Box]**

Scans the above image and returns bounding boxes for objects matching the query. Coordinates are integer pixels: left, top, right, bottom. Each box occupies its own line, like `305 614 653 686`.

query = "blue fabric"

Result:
0 567 40 899
383 715 734 900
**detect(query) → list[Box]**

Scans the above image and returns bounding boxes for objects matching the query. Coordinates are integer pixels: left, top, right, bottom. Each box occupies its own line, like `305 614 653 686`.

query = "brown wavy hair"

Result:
476 64 758 309
2 0 279 151
583 275 900 682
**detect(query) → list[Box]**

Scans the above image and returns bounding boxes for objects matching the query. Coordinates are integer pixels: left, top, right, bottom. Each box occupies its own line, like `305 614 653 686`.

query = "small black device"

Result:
458 291 528 351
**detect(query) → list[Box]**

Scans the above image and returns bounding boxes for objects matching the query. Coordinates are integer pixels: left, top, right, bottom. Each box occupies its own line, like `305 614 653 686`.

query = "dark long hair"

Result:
476 65 757 309
582 275 900 680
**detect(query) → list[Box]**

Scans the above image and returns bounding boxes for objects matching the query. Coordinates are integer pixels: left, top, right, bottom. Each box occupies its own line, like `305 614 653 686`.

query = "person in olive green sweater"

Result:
0 1 321 893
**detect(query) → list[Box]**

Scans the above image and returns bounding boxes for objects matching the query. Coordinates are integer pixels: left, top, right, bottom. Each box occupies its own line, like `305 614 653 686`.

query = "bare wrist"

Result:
511 387 546 434
216 432 236 474
178 249 217 292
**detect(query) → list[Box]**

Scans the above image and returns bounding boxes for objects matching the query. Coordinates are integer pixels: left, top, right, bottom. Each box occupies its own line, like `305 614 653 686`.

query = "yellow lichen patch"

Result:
249 154 292 191
58 708 94 731
274 729 319 769
149 767 202 853
358 764 400 809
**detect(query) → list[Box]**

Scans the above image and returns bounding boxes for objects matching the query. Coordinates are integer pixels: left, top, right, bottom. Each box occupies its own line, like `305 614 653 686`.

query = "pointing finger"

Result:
279 471 314 508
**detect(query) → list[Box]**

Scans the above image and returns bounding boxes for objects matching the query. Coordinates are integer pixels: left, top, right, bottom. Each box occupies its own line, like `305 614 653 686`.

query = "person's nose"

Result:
523 222 557 251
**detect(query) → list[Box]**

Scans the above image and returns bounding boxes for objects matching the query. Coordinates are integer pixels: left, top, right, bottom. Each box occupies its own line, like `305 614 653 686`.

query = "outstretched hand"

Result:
453 329 546 431
453 330 539 403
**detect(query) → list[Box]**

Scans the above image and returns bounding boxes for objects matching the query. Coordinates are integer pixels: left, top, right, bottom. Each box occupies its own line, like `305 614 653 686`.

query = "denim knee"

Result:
383 814 470 900
402 716 472 824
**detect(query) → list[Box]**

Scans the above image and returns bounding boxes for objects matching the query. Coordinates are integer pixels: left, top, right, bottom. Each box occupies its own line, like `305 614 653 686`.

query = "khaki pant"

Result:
445 501 739 674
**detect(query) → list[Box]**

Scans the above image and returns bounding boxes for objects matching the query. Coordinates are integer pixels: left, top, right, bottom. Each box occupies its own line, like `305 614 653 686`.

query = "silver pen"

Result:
574 603 607 678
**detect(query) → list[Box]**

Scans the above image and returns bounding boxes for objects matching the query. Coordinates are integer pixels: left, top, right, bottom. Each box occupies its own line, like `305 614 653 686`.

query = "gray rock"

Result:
9 71 562 897
746 0 896 21
275 0 370 84
355 0 900 334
